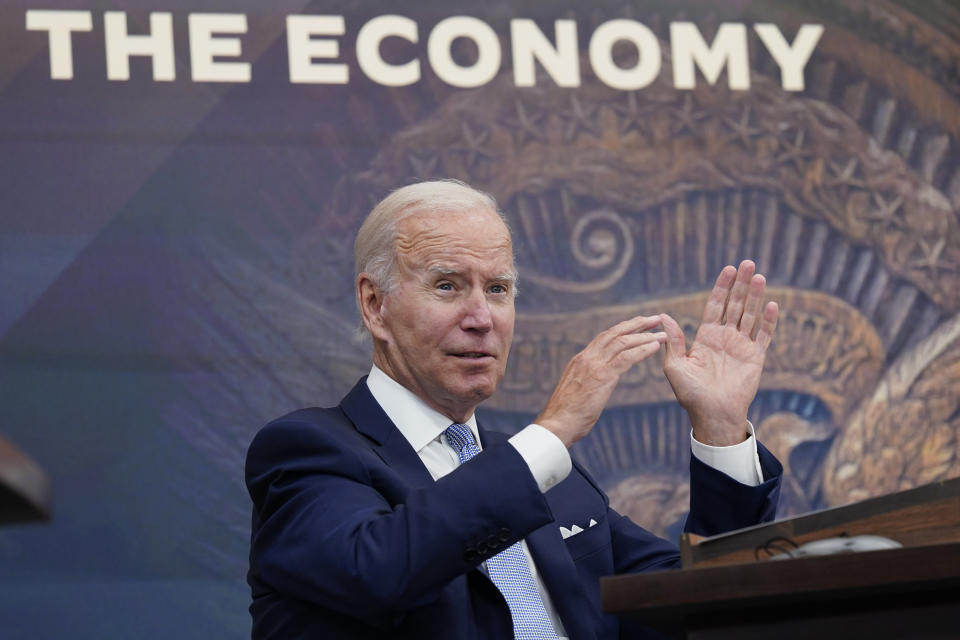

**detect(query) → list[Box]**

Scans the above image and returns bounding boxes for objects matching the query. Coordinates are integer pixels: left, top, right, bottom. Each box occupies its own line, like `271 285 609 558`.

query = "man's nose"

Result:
460 289 493 331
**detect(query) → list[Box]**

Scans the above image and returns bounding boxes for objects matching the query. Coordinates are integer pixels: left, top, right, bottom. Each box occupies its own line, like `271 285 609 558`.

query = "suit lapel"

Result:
343 378 492 585
339 377 435 490
479 427 597 640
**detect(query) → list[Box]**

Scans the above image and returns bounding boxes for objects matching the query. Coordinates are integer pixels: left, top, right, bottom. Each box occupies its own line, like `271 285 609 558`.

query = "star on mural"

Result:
669 94 709 139
826 157 868 191
557 94 602 142
773 127 816 174
406 151 440 178
450 122 495 170
863 192 905 226
722 103 763 150
502 98 547 147
909 236 947 281
610 92 656 140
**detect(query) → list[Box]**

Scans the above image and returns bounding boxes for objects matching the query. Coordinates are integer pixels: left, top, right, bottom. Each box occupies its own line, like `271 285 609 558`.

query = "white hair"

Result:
354 179 511 291
353 179 515 335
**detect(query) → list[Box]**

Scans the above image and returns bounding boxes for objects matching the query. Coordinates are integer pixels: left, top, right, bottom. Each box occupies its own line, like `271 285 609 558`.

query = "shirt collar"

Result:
366 365 480 454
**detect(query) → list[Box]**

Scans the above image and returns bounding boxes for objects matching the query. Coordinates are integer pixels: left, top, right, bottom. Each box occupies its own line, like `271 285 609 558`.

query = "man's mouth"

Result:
451 351 494 359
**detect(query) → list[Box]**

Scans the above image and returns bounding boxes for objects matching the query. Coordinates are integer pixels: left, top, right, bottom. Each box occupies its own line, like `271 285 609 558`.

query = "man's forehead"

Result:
394 210 515 278
398 205 505 230
396 208 513 252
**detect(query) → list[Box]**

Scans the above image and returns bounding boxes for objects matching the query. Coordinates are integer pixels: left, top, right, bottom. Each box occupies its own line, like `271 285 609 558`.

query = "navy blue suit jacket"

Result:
246 378 781 639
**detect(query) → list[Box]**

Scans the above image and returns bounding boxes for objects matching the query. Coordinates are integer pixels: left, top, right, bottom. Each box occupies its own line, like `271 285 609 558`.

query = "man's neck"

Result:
366 365 481 453
370 353 476 423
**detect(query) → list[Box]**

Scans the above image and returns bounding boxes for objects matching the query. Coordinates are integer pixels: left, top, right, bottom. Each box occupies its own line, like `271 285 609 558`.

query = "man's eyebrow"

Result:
426 266 517 282
428 265 459 276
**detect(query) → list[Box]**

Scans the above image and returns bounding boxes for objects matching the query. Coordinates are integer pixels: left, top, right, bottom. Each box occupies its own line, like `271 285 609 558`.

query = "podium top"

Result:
602 541 960 621
602 477 960 638
680 476 960 568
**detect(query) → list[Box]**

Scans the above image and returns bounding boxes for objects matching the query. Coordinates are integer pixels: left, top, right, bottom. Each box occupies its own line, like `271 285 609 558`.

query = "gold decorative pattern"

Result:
823 313 960 505
314 2 960 529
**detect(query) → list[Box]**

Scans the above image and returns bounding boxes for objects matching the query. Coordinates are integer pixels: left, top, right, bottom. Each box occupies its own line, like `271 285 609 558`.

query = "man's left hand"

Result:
660 260 779 447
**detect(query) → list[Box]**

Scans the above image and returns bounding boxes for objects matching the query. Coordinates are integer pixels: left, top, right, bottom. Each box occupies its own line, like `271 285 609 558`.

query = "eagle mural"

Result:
170 2 959 575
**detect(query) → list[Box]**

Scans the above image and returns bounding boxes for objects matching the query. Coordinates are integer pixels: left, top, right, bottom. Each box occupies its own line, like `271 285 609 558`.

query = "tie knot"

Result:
444 423 480 462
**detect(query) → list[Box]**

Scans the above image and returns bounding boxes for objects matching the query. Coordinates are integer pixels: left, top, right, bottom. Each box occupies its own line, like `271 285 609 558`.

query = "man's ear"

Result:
357 274 390 342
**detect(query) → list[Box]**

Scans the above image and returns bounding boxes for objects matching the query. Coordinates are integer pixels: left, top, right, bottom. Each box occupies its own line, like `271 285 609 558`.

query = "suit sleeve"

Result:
608 442 782 575
684 440 782 536
245 416 553 626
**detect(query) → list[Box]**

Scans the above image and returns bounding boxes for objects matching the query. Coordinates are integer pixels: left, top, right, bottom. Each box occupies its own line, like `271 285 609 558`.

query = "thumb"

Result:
659 313 686 362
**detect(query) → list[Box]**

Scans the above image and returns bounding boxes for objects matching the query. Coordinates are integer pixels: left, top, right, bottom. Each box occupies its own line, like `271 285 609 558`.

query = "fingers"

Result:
701 265 737 325
755 301 779 350
536 315 667 447
696 260 778 350
610 331 666 366
600 323 666 373
658 313 686 361
566 314 666 381
721 260 756 328
599 314 663 347
738 274 766 337
616 339 664 368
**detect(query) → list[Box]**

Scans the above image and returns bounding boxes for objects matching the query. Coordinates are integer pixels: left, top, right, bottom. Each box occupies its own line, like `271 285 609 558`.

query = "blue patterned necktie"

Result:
444 423 557 640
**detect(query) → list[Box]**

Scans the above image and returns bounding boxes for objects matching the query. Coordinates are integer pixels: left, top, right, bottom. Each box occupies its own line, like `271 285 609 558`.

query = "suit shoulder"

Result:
267 406 345 430
246 405 366 468
255 406 347 440
245 404 379 496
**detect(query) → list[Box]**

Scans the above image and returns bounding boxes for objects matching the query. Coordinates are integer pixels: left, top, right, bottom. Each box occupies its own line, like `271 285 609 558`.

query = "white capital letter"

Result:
428 16 501 88
287 15 348 84
511 19 579 88
104 12 175 81
356 15 419 87
589 20 661 91
754 24 823 91
26 10 93 80
189 14 250 83
670 22 749 90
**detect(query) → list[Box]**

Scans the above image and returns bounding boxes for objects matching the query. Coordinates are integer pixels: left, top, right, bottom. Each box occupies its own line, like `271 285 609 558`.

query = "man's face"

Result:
371 207 516 422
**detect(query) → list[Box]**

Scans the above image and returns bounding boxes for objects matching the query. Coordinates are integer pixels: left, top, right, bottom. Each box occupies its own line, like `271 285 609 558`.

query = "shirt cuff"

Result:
690 421 763 486
508 424 572 493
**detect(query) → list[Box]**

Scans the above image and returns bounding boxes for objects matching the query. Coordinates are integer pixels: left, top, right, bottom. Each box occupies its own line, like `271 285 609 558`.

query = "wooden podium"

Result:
601 478 960 639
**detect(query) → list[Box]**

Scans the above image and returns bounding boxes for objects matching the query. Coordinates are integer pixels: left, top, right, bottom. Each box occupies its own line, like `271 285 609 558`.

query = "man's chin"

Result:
446 377 498 406
433 363 505 408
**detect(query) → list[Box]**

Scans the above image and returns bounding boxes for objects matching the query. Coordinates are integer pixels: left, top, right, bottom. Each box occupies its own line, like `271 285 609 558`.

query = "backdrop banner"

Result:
1 1 958 637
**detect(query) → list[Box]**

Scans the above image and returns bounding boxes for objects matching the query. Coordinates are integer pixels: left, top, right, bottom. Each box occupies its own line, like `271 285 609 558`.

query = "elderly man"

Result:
246 180 782 639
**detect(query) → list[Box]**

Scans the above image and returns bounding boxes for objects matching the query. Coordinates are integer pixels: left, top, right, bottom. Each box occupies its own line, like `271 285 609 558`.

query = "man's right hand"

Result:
535 315 666 448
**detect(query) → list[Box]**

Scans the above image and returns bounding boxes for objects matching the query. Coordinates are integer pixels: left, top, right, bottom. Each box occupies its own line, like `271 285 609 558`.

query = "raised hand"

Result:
536 315 667 448
660 260 779 446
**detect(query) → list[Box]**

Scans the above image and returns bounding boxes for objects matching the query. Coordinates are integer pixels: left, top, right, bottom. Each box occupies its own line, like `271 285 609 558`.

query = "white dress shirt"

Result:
365 364 762 638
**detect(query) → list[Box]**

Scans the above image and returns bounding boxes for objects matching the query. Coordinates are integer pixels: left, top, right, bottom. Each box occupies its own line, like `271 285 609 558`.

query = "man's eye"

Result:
489 284 507 294
437 282 454 291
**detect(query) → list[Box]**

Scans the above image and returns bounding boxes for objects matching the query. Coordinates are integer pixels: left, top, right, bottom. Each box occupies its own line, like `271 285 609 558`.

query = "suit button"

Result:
463 547 477 562
498 528 511 543
486 533 500 549
476 541 489 555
